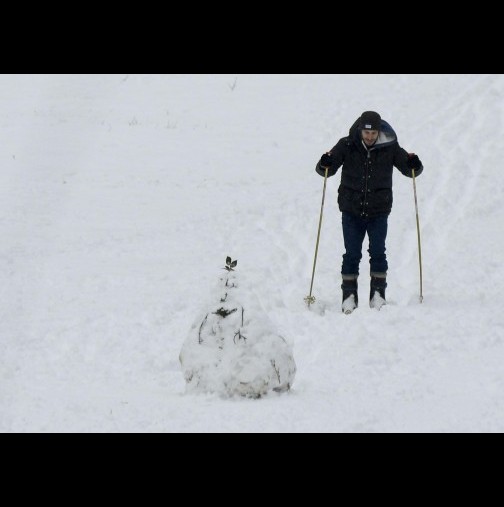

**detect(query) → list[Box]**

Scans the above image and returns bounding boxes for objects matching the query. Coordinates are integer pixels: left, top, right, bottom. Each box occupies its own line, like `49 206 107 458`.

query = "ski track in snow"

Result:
1 75 504 432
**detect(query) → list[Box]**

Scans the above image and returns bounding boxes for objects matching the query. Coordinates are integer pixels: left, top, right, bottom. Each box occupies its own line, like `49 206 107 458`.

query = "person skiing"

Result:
315 111 423 314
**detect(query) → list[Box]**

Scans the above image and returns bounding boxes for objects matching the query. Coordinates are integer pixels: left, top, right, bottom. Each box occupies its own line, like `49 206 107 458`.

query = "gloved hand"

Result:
320 153 332 168
407 153 422 170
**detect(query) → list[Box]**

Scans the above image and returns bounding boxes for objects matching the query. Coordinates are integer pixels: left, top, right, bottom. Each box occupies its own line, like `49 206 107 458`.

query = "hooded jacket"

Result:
316 117 423 218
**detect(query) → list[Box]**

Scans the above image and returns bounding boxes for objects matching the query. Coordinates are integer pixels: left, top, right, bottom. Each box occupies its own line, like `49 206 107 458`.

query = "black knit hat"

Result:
359 111 381 131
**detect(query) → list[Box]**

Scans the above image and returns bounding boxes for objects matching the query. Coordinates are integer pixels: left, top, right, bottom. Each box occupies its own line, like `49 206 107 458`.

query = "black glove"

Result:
407 154 422 170
320 153 332 168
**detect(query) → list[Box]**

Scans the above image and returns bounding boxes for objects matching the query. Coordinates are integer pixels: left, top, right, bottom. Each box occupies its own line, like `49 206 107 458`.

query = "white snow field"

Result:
1 74 503 432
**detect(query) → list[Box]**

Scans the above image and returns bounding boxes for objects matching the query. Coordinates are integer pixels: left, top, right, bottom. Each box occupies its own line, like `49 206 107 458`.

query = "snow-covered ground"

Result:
1 74 503 432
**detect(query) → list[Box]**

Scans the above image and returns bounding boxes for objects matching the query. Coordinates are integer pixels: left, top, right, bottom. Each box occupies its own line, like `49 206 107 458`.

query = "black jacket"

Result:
316 118 423 218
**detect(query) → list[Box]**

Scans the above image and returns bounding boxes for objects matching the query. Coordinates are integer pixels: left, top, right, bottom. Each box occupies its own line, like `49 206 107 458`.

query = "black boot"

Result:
341 277 358 314
370 275 387 309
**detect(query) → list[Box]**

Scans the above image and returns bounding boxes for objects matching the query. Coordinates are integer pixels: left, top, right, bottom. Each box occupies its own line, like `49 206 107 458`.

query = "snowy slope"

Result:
1 74 503 432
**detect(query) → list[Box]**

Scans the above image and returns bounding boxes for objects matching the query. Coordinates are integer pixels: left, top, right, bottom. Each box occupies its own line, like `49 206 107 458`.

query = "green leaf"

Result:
231 260 237 268
226 256 232 266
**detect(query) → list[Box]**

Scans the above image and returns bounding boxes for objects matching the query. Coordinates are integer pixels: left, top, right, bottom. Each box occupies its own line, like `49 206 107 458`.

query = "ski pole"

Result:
412 168 423 303
305 166 329 307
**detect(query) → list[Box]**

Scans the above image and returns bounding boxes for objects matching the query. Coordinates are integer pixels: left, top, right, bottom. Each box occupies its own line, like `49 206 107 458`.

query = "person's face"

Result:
362 129 379 146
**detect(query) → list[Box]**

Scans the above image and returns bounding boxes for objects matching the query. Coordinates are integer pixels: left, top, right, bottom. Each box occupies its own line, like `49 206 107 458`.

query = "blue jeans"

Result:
341 212 388 277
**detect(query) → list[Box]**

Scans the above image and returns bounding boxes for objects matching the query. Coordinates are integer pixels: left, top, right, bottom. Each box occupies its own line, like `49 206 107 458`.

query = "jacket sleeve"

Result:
393 143 424 178
315 137 347 178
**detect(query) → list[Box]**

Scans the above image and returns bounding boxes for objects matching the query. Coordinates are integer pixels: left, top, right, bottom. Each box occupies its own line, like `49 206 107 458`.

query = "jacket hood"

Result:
349 118 397 149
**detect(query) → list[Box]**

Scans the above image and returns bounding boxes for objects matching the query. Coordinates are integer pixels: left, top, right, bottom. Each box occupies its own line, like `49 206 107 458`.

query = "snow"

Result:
1 74 503 432
180 259 296 397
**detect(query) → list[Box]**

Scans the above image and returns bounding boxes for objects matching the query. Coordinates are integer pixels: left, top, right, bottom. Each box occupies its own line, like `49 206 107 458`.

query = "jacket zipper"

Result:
362 150 371 216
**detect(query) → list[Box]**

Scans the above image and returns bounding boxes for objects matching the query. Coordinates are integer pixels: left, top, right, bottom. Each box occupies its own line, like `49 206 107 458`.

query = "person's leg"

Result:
341 212 367 277
341 212 366 310
367 214 388 305
367 214 388 275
